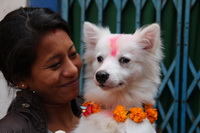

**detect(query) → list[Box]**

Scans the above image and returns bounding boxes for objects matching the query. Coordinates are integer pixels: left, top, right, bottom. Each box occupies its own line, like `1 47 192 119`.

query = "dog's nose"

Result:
96 70 109 84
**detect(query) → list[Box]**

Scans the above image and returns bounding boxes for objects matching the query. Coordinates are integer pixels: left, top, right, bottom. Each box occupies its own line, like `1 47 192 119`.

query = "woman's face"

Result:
25 29 82 104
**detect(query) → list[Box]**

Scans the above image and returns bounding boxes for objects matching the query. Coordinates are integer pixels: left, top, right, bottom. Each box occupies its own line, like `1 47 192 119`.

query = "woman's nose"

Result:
62 60 78 77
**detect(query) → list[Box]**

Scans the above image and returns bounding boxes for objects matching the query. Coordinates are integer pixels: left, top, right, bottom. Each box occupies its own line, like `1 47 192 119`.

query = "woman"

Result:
0 7 83 133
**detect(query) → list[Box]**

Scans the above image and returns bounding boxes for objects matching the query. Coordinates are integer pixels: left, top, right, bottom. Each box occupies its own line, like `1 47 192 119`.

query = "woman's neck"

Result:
43 102 79 132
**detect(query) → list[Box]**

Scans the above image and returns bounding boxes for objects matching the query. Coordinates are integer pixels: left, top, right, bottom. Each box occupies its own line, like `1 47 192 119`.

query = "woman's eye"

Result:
69 52 77 58
49 62 61 69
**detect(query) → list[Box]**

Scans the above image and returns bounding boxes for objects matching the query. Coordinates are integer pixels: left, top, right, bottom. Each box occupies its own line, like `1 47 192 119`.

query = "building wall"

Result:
0 0 27 119
0 0 27 20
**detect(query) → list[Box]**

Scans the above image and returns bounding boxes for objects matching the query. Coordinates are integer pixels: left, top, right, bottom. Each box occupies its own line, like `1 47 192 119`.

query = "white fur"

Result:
73 22 163 133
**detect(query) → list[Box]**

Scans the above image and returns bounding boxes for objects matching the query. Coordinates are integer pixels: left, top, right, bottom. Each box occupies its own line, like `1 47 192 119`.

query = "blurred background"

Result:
0 0 199 133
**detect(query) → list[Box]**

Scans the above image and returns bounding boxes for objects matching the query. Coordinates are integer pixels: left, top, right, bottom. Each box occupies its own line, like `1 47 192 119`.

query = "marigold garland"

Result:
81 101 158 124
129 107 147 123
81 101 101 117
113 105 128 122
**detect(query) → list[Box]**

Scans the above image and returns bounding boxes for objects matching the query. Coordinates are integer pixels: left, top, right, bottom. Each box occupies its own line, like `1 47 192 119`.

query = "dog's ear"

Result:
83 22 110 46
83 22 101 46
136 23 161 51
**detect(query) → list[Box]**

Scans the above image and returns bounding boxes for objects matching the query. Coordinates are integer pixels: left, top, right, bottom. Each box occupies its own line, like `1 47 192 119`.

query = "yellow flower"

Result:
113 105 128 122
129 108 147 123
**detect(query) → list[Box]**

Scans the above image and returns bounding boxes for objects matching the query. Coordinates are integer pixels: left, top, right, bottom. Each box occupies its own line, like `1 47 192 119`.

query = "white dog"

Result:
73 22 163 133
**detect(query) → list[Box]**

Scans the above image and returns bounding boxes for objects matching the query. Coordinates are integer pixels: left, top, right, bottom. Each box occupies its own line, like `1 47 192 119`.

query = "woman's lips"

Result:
60 79 79 87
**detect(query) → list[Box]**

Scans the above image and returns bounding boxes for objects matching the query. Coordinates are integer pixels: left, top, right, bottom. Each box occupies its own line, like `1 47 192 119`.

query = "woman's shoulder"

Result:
0 111 34 132
0 90 47 132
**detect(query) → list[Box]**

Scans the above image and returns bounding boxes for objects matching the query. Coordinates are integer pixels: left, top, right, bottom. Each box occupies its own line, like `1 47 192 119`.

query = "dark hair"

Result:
0 7 72 87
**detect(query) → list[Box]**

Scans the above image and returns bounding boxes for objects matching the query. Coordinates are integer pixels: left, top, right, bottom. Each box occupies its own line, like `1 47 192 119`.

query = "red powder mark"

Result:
52 29 57 34
110 35 121 56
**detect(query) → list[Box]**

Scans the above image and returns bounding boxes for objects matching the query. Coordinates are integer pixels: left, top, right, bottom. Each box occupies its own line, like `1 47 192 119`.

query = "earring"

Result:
21 84 27 88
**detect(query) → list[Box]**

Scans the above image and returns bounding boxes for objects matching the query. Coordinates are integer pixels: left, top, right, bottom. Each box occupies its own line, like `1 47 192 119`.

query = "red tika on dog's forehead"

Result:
110 35 121 56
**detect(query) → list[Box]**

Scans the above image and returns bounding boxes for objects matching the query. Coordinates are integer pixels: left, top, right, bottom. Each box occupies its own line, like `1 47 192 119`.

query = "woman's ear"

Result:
13 80 28 89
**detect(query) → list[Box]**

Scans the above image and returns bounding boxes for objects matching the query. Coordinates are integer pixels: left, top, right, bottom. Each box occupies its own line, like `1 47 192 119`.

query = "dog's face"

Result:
83 22 162 92
91 34 146 90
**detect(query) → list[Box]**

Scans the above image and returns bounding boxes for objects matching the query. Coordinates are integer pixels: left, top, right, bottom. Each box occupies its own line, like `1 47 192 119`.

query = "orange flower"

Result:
113 105 128 122
82 101 93 106
129 108 147 123
144 104 153 110
146 108 158 124
81 101 101 117
144 104 158 124
91 103 101 113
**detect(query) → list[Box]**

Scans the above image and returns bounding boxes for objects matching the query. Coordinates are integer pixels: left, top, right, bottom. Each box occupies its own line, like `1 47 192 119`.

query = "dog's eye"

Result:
97 56 104 63
119 57 130 64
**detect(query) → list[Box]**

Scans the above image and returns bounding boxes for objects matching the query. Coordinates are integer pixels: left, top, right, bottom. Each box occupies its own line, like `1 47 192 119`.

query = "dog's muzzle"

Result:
96 70 109 85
